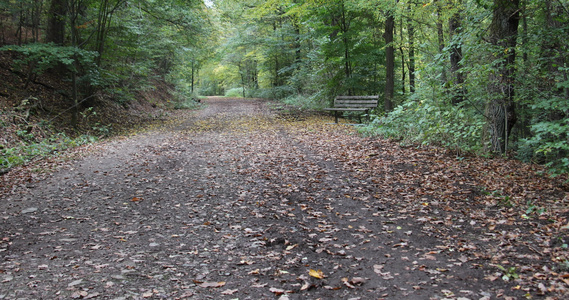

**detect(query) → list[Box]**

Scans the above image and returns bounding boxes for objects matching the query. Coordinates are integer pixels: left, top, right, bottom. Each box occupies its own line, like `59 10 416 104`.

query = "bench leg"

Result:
335 111 339 123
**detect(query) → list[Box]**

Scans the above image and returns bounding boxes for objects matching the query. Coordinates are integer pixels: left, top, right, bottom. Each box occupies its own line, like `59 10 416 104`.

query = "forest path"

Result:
1 97 567 299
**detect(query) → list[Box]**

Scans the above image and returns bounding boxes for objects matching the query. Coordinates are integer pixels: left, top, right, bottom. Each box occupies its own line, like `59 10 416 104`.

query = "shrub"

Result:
360 97 486 155
225 87 244 98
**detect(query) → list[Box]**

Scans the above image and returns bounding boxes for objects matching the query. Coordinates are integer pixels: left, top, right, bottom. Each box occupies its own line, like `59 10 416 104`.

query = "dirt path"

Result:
1 97 568 299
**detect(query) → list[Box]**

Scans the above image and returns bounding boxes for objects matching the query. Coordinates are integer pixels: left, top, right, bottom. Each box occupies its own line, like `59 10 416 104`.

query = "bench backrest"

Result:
334 96 379 108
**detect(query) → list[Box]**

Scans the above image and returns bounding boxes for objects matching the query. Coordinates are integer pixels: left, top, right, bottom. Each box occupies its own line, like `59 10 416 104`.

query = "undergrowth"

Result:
1 132 96 170
225 88 244 98
281 94 325 110
359 97 486 156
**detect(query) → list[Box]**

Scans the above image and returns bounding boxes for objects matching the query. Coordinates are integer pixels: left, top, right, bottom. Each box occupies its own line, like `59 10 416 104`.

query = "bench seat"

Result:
324 95 379 123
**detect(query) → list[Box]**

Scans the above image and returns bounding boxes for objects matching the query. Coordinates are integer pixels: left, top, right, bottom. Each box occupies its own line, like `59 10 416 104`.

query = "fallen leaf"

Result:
142 291 153 298
269 287 286 295
309 269 325 279
341 277 355 288
70 291 88 299
285 244 298 250
85 292 100 299
373 264 384 273
251 282 267 288
199 281 226 288
221 289 238 295
351 277 366 285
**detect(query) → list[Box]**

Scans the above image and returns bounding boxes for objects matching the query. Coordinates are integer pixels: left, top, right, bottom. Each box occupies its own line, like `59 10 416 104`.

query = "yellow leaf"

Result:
285 244 298 251
309 269 325 279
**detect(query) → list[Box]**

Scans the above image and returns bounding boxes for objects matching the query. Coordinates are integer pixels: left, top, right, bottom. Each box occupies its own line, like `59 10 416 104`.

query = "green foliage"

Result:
496 265 519 282
225 87 244 98
360 95 486 155
518 89 569 176
208 0 386 105
1 0 568 177
282 94 325 110
0 43 98 75
523 200 546 219
0 133 97 170
171 85 203 109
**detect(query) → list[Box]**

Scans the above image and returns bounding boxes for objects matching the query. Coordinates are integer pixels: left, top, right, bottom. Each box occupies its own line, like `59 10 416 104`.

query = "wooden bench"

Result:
324 95 379 123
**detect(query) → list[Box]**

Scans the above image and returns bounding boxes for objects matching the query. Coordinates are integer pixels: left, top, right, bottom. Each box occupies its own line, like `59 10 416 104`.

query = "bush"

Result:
171 87 202 110
251 86 296 99
225 87 244 98
282 94 325 110
0 43 98 75
360 97 486 155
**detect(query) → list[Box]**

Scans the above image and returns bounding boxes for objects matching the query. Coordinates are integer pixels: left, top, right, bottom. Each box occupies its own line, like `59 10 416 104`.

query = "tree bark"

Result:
46 0 67 45
407 4 415 94
487 0 520 153
338 2 352 93
383 3 396 112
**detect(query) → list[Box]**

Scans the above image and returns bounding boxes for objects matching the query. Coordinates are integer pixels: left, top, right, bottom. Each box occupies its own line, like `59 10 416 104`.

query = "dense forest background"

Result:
0 0 568 175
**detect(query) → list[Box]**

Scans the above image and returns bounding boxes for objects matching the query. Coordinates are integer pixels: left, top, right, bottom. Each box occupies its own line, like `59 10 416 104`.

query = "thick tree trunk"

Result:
383 9 395 112
487 0 520 153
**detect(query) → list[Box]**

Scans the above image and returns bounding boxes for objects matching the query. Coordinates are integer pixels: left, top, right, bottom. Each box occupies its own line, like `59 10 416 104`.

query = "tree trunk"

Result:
435 0 446 83
520 0 528 63
383 4 396 112
191 60 195 93
449 6 464 105
407 4 415 94
47 0 67 45
487 0 520 153
399 17 405 95
94 0 110 66
339 2 352 93
94 0 124 67
70 0 80 127
543 1 567 97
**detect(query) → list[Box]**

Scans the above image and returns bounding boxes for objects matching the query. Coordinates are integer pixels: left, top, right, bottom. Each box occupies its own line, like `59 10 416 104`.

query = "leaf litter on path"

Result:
0 97 567 299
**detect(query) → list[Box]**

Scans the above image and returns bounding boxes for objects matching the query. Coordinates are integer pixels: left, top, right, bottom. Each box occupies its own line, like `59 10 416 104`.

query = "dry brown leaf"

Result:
199 281 226 288
351 277 366 285
269 287 286 295
221 289 238 295
341 277 355 289
373 264 384 273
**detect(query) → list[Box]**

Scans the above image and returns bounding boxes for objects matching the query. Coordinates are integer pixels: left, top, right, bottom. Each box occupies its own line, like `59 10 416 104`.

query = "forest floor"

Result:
1 97 568 300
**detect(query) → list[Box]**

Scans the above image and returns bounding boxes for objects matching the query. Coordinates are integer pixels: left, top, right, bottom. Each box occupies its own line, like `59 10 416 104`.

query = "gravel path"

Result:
1 97 566 299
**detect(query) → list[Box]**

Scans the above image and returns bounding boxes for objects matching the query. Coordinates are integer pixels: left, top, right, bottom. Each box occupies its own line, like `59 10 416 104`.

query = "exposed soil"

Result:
1 97 568 299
